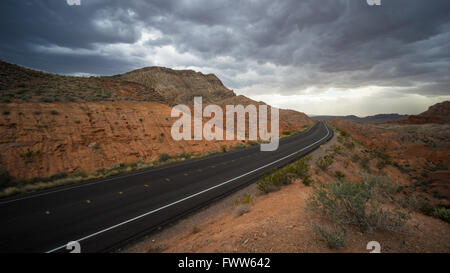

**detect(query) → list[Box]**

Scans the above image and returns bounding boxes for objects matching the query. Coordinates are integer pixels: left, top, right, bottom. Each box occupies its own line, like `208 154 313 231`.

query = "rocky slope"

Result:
330 108 450 207
397 101 450 124
118 66 236 105
0 60 313 183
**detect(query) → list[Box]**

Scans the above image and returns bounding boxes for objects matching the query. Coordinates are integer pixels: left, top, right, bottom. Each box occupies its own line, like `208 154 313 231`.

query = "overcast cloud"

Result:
1 0 449 115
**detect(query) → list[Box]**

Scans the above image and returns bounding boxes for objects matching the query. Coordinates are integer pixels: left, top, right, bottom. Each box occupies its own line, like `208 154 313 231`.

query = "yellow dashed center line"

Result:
184 173 189 176
45 210 50 215
144 184 149 188
86 200 91 204
119 192 123 195
165 178 171 182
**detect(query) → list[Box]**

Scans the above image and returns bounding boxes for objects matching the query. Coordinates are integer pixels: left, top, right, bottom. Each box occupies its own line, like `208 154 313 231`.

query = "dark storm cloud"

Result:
0 0 449 102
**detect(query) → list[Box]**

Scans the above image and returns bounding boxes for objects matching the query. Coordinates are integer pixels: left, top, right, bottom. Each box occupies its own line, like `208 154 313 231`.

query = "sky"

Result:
0 0 449 116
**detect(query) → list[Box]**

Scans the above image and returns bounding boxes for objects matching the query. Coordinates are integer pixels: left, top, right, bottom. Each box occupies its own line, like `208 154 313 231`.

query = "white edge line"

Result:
1 124 318 205
46 122 330 253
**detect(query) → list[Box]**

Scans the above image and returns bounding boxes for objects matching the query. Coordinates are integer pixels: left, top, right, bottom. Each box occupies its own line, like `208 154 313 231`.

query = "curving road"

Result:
0 121 333 253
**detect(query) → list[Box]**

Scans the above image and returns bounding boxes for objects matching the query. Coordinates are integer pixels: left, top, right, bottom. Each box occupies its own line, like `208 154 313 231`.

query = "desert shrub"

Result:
257 157 312 192
291 156 312 186
50 110 59 115
307 177 410 233
316 155 333 171
329 145 344 155
313 224 347 249
335 171 345 181
360 157 370 171
233 194 253 216
233 193 253 206
376 160 387 170
339 130 349 138
20 148 39 163
344 141 355 151
178 152 192 159
433 207 450 223
221 145 227 153
158 153 171 162
351 153 360 163
256 177 280 193
0 169 12 189
73 170 87 178
191 226 201 234
50 172 68 181
2 110 10 115
233 143 246 150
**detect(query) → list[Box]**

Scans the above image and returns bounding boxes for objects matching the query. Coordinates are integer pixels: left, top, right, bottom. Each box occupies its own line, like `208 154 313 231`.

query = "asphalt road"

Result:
0 121 333 253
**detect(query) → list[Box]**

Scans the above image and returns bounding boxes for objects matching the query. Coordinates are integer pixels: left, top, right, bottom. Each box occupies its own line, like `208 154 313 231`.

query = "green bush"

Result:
73 170 87 178
50 110 59 115
233 193 253 206
344 141 355 151
313 224 347 249
307 177 410 233
339 130 349 138
0 169 12 189
433 207 450 223
360 157 370 171
335 171 345 181
178 152 192 159
291 156 312 186
159 153 171 162
351 153 360 163
257 157 312 192
316 155 333 171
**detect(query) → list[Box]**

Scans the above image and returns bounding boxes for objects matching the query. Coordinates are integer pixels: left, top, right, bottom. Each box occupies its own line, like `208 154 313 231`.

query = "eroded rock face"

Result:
118 66 236 105
0 61 314 182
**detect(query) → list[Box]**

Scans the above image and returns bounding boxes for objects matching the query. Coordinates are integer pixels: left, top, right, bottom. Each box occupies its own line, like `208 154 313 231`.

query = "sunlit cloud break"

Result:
66 0 81 6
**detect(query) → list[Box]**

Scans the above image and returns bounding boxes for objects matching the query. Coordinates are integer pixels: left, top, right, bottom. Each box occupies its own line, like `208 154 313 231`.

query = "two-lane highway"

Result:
0 121 333 253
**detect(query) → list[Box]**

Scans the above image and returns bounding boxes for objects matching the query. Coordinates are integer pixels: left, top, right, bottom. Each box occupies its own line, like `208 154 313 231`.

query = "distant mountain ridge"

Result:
311 113 408 123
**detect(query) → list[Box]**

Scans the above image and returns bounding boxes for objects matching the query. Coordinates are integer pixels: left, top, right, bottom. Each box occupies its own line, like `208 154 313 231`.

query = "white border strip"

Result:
46 122 330 253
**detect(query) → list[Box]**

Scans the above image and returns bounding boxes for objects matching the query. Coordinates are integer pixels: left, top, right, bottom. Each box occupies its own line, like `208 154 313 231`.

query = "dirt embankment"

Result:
122 130 450 253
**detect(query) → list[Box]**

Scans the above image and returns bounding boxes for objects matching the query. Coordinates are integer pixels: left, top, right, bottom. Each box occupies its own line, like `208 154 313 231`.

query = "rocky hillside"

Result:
216 95 313 132
118 66 236 105
0 60 166 104
330 113 450 207
0 60 313 184
397 101 450 124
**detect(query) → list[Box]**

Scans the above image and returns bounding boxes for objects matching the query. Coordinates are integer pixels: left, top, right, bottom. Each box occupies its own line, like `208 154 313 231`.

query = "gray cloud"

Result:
0 0 449 115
